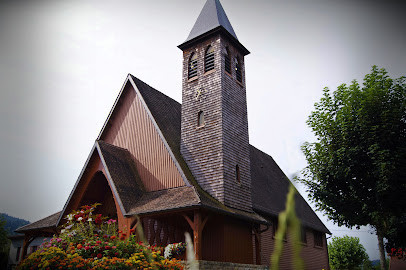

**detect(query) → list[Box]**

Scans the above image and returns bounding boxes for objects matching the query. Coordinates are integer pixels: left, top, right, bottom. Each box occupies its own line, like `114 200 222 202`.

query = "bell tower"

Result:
178 0 252 212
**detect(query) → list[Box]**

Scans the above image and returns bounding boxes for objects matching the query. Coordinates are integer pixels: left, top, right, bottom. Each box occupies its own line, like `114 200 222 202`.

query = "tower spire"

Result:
186 0 237 42
178 0 249 55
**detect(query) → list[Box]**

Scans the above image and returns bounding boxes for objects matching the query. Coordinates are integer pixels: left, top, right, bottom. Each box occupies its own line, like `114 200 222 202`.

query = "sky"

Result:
0 0 405 261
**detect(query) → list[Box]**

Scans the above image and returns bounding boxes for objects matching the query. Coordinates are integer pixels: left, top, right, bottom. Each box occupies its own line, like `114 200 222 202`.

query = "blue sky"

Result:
0 0 405 260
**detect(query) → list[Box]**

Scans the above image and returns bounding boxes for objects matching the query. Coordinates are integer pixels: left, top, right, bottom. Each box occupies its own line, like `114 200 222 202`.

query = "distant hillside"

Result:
0 213 29 235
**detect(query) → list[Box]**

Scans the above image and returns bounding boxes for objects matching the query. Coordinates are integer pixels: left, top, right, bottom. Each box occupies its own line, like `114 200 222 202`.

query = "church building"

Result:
15 0 330 268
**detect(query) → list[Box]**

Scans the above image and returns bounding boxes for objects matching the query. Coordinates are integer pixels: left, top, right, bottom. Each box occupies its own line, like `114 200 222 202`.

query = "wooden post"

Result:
183 211 209 260
253 226 261 265
21 234 35 260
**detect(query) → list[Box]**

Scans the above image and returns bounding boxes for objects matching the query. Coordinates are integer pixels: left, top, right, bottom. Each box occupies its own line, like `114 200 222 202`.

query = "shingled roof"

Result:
130 75 329 233
96 140 145 214
15 212 60 233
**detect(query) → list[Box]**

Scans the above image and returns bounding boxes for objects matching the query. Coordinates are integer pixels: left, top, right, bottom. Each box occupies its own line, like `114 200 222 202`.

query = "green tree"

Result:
0 216 10 269
328 236 369 270
299 66 406 270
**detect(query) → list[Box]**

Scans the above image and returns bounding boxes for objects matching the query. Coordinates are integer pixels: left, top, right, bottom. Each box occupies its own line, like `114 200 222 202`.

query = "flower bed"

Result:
18 204 184 270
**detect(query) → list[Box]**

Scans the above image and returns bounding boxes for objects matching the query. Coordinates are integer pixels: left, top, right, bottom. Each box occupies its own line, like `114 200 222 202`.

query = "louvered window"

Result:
204 46 215 72
235 57 242 83
197 111 205 127
188 53 198 79
225 48 231 74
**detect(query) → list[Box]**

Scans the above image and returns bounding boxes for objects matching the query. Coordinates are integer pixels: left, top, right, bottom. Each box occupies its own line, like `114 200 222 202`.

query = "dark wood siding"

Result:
201 214 253 264
101 84 185 191
260 224 329 269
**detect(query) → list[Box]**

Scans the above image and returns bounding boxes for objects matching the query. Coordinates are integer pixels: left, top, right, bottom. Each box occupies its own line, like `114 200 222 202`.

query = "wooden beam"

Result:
253 225 261 265
194 211 202 260
182 211 210 260
21 234 35 260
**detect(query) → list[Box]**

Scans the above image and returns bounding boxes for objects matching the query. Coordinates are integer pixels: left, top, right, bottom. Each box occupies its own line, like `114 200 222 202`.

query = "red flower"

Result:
95 214 102 225
110 235 116 240
96 240 102 244
97 253 102 259
77 244 83 249
85 246 90 250
120 235 125 240
129 228 135 233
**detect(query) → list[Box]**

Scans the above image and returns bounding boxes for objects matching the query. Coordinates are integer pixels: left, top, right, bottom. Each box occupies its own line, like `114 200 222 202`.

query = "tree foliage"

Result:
0 217 10 269
299 66 406 268
328 236 369 270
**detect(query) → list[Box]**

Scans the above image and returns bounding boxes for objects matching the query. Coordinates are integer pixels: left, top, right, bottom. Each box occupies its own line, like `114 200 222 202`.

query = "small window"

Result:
225 47 231 74
205 46 215 72
314 231 323 247
235 56 242 83
236 165 241 183
188 53 198 79
301 226 307 244
197 111 205 127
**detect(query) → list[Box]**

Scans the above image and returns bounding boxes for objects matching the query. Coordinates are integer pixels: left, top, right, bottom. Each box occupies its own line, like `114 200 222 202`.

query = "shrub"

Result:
18 204 183 270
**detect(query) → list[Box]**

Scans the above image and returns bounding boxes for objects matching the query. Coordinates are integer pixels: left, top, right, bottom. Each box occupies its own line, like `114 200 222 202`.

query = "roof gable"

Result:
56 141 145 226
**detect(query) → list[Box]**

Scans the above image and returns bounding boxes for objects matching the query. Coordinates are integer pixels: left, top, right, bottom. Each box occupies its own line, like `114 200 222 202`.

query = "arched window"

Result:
236 164 241 183
188 53 198 79
197 111 205 127
224 47 231 74
204 46 215 72
235 56 242 83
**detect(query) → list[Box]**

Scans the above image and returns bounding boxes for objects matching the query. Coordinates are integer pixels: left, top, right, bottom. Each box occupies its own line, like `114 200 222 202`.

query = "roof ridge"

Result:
129 74 180 106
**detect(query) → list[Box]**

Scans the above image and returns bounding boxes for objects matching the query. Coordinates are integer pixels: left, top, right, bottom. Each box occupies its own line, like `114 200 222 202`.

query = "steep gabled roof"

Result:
97 141 145 214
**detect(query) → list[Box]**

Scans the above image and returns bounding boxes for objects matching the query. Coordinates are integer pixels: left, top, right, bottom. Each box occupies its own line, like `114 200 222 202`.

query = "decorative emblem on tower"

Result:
195 88 206 101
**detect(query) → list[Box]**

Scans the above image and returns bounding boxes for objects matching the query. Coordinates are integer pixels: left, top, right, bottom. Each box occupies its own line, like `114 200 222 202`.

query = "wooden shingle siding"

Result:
180 34 252 212
101 84 185 191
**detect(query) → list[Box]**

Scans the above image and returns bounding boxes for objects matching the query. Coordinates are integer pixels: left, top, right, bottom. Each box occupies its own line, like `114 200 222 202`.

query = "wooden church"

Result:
16 0 330 268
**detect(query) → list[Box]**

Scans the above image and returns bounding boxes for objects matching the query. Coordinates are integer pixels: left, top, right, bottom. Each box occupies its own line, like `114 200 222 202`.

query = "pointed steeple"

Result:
178 0 249 55
186 0 237 42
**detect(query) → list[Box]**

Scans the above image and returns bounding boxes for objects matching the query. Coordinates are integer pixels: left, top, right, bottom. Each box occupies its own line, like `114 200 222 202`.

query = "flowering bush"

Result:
164 243 186 259
18 204 184 270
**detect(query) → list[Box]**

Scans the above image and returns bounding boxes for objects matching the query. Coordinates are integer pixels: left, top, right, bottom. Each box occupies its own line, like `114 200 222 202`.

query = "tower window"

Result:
236 164 241 183
235 56 242 83
224 47 231 74
197 111 205 127
204 46 215 72
188 52 198 79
